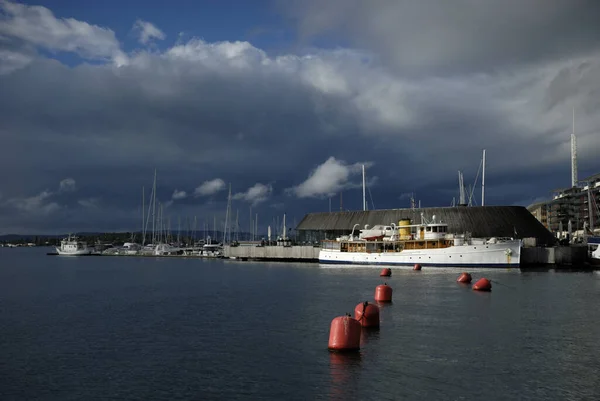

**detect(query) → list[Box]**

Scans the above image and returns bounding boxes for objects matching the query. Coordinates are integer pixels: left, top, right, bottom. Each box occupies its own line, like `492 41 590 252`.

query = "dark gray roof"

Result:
296 206 555 245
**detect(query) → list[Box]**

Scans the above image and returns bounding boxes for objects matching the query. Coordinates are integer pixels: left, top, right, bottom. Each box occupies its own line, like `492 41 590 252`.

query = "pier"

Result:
521 244 588 266
224 245 319 262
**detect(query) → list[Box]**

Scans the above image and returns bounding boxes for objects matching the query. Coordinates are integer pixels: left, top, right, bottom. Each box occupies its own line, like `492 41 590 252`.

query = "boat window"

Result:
426 227 431 232
433 226 438 232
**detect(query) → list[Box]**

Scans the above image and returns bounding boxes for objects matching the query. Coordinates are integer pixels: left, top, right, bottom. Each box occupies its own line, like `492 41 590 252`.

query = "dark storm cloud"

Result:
280 0 600 74
0 1 599 234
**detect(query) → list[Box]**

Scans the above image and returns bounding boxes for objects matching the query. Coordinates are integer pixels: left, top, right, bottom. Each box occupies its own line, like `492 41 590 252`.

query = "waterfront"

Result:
1 247 599 400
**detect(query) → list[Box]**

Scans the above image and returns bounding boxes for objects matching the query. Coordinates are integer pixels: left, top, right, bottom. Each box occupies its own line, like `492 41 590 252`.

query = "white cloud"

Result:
0 1 125 62
133 19 165 45
194 178 226 197
78 198 99 208
59 177 76 192
4 190 60 215
233 183 273 205
289 157 372 198
171 189 187 200
0 48 33 74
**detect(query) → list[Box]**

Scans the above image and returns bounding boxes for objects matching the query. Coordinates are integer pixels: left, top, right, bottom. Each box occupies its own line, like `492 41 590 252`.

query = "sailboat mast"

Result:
482 149 486 207
224 183 231 244
151 169 157 244
362 164 366 211
193 216 197 245
235 209 239 242
142 186 145 245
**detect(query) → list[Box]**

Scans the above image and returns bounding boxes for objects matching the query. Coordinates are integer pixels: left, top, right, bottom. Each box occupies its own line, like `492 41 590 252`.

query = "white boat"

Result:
319 214 521 268
122 242 142 255
154 243 181 256
591 247 600 264
56 235 92 256
588 237 600 265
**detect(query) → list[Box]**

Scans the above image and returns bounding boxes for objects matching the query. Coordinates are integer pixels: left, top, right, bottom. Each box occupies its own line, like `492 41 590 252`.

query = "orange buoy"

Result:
413 264 422 271
374 283 393 303
328 315 361 351
472 278 492 291
457 272 472 283
354 301 380 328
380 268 392 277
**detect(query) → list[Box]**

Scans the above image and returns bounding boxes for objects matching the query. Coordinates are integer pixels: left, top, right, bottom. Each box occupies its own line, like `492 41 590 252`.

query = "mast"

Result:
255 213 258 241
283 213 286 240
235 209 239 242
588 184 594 230
458 171 466 206
142 186 145 245
249 206 252 241
193 216 197 245
362 164 366 211
224 183 232 244
571 107 578 187
482 149 486 206
151 169 157 244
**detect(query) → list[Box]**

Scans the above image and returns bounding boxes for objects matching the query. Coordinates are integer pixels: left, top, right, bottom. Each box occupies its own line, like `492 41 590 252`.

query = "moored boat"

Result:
56 235 92 256
319 214 521 268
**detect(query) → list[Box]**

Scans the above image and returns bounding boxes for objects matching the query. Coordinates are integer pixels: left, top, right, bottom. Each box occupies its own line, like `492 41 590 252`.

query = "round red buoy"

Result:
328 315 361 351
457 272 472 284
380 268 392 277
413 264 422 271
374 283 393 303
354 301 380 328
472 278 492 292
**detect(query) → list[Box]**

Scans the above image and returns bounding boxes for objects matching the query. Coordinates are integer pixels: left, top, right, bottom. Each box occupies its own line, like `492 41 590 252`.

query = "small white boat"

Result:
122 242 142 255
56 235 91 256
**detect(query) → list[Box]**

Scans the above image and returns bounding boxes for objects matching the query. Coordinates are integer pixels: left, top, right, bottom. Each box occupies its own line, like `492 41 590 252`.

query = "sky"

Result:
1 0 600 235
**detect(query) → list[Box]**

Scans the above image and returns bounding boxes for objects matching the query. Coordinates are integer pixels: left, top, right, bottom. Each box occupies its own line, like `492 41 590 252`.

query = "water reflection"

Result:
328 351 362 400
359 327 380 348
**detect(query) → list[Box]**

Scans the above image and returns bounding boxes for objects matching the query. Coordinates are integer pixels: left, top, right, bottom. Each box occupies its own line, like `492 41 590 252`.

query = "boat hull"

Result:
319 240 521 268
55 248 92 256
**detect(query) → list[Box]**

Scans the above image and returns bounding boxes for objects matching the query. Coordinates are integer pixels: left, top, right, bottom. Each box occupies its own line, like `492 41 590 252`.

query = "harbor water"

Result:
1 247 599 400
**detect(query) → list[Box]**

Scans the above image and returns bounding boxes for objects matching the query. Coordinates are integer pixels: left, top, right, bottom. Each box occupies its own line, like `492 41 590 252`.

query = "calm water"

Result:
1 247 599 400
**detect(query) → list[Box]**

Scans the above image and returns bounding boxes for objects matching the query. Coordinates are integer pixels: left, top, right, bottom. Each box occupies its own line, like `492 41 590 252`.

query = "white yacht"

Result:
56 235 92 256
319 214 522 268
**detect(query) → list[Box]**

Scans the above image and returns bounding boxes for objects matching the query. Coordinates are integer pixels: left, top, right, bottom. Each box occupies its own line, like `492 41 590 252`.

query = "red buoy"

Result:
328 315 361 351
354 301 380 328
413 263 422 271
457 272 472 283
380 268 392 277
472 278 492 291
374 283 393 302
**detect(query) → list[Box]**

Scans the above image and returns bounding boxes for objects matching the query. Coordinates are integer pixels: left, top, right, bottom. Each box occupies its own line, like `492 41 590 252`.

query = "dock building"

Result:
527 173 600 235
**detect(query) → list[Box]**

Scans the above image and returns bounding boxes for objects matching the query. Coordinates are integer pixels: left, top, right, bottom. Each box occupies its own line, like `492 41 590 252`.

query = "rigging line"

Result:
468 158 483 206
367 185 375 210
